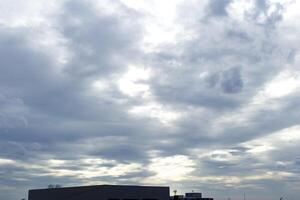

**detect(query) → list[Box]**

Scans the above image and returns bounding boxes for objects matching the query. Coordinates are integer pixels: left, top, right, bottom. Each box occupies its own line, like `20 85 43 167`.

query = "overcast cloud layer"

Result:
1 0 300 200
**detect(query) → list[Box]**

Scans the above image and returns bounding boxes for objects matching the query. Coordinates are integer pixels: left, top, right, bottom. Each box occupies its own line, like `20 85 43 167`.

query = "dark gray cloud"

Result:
90 144 148 162
206 67 244 94
245 0 284 28
206 0 232 17
60 0 142 79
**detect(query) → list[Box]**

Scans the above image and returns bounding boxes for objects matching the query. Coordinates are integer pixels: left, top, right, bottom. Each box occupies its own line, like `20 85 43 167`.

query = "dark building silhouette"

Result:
171 192 213 200
28 185 170 200
185 193 202 200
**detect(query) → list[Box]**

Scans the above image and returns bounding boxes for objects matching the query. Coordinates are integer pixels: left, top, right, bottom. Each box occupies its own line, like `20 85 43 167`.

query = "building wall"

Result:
28 185 170 200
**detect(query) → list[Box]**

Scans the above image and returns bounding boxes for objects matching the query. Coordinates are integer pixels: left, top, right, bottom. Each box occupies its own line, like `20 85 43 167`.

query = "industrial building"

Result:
28 185 170 200
28 184 213 200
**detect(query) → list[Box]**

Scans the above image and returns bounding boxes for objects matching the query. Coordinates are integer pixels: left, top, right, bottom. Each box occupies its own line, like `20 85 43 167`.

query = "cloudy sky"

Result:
0 0 300 199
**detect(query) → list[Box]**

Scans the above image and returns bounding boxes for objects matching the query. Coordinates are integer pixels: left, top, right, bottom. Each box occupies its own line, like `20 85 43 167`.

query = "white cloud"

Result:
244 125 300 154
129 103 181 125
0 158 15 165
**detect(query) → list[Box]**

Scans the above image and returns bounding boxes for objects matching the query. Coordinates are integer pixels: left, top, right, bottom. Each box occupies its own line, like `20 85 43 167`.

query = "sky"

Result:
0 0 300 199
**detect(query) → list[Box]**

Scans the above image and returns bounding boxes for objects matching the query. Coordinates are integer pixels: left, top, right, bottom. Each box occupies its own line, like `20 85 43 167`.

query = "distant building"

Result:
28 185 170 200
185 193 202 200
171 192 213 200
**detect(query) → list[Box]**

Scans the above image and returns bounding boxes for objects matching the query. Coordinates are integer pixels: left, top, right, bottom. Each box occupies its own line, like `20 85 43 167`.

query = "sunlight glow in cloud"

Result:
121 0 183 49
244 125 300 154
118 66 151 97
146 155 195 182
263 70 300 99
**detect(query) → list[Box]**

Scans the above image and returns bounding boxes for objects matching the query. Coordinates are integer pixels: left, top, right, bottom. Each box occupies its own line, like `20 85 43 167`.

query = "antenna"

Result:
280 196 285 200
173 190 177 196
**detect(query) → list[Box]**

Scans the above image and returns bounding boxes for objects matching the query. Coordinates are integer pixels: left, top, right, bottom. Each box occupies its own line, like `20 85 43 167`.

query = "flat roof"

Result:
29 184 170 191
